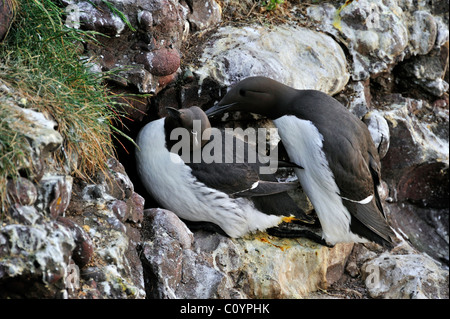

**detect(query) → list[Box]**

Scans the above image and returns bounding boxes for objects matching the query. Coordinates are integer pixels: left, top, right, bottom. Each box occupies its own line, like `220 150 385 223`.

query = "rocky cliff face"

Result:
1 0 448 299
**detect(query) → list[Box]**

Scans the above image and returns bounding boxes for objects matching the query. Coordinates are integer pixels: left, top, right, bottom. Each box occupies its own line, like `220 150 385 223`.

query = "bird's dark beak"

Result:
166 107 181 118
205 102 238 117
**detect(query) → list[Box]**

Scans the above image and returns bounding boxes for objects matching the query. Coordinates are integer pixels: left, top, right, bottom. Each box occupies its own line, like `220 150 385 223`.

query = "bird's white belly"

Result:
135 118 283 237
274 115 368 244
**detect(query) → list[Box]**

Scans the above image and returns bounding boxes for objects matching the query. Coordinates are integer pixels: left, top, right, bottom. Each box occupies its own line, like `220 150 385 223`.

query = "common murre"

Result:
135 106 318 239
206 77 396 248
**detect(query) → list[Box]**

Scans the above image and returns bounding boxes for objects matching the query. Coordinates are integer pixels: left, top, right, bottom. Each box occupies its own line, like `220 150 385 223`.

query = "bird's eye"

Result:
239 89 246 97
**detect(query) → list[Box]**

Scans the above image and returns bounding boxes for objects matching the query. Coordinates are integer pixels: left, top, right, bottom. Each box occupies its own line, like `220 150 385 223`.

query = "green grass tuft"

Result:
263 0 285 11
0 0 131 211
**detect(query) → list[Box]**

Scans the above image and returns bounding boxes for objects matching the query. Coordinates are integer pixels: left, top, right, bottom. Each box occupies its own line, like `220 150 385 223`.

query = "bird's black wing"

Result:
187 132 314 224
187 132 301 197
187 161 299 197
322 121 395 247
343 198 394 248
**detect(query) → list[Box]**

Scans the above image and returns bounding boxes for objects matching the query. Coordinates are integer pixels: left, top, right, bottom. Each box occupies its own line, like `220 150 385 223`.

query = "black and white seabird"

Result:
205 76 396 248
135 106 316 239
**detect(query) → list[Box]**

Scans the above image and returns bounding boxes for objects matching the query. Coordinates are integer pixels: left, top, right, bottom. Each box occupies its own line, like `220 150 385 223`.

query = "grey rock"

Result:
185 0 222 31
137 10 153 32
77 1 126 36
9 205 42 226
140 208 246 298
346 80 371 118
307 0 409 80
140 208 355 299
376 96 449 264
64 167 146 298
195 25 350 95
3 104 63 179
381 96 449 180
362 244 449 299
110 199 128 221
0 220 75 298
105 157 134 200
126 192 144 224
56 217 94 269
396 53 449 97
65 0 188 95
407 11 438 56
363 110 390 159
37 175 73 219
7 177 38 206
306 0 448 82
136 48 181 76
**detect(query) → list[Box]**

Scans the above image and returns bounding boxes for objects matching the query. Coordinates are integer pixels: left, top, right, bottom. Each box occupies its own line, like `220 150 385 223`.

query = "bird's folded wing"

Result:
342 197 395 245
187 162 299 197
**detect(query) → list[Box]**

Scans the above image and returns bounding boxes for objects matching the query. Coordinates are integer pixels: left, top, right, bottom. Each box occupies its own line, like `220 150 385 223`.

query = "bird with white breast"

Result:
206 76 396 248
